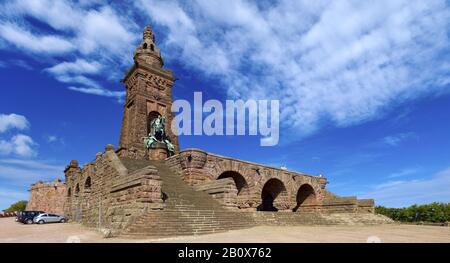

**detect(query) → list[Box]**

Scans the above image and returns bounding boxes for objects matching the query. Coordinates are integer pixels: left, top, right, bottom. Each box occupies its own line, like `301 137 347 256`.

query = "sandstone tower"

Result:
117 26 179 160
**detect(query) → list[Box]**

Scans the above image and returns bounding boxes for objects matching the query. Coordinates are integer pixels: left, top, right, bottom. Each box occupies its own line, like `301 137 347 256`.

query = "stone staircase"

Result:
320 212 394 225
251 211 393 226
120 159 255 238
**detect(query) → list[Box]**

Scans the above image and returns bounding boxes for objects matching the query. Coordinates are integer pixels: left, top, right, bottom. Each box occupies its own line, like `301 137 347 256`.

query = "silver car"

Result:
33 213 67 224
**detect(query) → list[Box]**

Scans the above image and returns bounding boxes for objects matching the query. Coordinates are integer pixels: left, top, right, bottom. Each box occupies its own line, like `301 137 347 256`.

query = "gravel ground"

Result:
1 217 449 243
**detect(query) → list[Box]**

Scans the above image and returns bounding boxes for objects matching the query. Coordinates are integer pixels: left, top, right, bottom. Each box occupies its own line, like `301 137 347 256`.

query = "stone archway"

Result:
216 171 250 209
217 171 248 195
258 178 288 211
293 184 317 212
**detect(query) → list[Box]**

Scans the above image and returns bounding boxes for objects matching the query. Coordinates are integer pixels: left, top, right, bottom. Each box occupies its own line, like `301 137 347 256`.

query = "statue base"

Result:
148 142 169 161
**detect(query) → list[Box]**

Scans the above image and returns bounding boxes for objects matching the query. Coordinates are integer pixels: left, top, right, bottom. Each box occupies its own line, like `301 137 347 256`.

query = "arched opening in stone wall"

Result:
293 184 317 212
217 171 248 194
147 111 161 136
85 177 92 191
258 178 287 212
75 184 80 196
67 188 71 197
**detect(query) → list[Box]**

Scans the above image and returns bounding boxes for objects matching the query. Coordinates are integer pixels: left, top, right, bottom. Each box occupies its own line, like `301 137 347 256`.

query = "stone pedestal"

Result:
148 142 169 160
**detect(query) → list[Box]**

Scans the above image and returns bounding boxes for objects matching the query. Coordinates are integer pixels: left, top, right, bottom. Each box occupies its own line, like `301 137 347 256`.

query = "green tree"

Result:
376 202 450 223
3 200 28 213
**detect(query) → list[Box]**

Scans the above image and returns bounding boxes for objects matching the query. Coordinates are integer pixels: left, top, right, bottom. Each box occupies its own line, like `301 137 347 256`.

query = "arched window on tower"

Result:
143 43 147 49
85 177 92 190
150 44 154 51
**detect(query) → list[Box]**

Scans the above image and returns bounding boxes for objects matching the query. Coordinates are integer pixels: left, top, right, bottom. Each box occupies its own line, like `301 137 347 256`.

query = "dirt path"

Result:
1 218 449 243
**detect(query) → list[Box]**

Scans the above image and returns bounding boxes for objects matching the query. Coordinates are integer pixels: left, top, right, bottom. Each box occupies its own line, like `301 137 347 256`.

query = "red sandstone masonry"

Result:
26 179 65 214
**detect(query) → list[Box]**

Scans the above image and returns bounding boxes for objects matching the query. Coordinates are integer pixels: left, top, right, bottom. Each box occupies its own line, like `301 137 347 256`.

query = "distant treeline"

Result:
3 200 27 213
376 202 450 223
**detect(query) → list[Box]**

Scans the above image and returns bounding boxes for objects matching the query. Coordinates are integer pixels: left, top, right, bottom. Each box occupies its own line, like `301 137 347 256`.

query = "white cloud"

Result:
0 159 63 173
9 0 82 30
75 6 137 55
0 134 37 157
0 0 138 99
0 159 63 186
46 135 58 143
1 0 450 129
361 167 450 207
388 167 420 178
68 86 124 101
138 0 450 138
45 59 102 75
0 22 75 54
382 132 416 146
0 113 29 133
44 59 124 101
0 114 37 157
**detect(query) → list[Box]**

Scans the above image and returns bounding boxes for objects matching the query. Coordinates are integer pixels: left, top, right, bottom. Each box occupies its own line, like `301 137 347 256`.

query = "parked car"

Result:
17 211 45 224
33 213 67 224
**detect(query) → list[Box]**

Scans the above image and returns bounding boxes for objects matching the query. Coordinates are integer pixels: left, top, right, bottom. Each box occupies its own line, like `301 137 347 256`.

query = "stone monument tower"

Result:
117 26 179 160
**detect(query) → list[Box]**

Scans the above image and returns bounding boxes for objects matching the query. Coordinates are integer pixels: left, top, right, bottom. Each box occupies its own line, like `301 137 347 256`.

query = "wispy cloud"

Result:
45 59 124 101
0 59 33 70
138 0 450 138
1 0 450 136
45 59 102 75
382 132 416 147
0 0 138 100
361 167 450 207
46 135 58 143
0 22 75 54
388 167 420 178
67 86 124 101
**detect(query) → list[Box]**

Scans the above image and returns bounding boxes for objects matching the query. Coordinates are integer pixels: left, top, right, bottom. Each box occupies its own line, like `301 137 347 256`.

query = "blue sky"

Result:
1 0 450 210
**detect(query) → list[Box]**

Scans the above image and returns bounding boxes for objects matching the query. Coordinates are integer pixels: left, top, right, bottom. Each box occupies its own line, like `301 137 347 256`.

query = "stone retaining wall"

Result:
64 145 163 232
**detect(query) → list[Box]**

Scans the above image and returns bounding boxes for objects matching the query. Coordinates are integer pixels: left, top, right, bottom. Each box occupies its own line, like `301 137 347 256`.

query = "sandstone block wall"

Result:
26 179 65 214
64 146 163 232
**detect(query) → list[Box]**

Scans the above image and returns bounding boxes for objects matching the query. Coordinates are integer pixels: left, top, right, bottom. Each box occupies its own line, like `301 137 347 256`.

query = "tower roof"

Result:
134 25 163 67
143 25 155 42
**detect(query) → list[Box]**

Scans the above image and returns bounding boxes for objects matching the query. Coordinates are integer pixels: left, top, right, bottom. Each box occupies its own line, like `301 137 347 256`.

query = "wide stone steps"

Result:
121 159 254 237
320 213 394 225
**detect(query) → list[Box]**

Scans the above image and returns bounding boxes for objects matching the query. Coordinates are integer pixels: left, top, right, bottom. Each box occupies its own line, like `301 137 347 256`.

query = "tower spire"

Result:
143 25 155 42
134 25 163 67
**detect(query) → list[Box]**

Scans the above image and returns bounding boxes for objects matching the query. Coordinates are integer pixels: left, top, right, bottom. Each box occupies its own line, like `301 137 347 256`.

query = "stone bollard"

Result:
100 228 113 238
